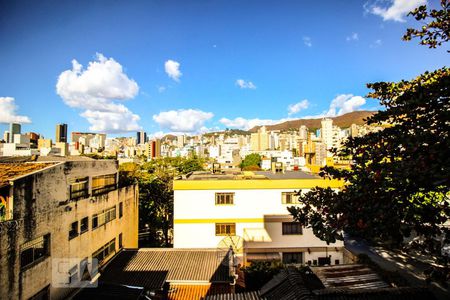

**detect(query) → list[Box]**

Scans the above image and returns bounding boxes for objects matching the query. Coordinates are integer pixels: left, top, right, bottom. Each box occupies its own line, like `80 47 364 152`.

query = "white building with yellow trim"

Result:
173 170 345 266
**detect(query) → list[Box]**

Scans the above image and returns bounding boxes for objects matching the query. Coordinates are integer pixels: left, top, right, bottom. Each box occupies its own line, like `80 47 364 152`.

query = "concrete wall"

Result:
0 160 138 300
173 188 343 264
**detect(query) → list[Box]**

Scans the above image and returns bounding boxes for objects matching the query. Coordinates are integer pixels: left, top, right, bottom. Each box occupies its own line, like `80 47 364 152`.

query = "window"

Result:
92 239 116 266
69 177 89 200
80 217 89 234
119 202 123 218
215 193 234 205
283 252 303 264
69 221 78 240
92 214 98 229
282 222 302 235
215 223 236 236
20 234 50 269
92 173 117 195
92 206 116 230
282 192 299 204
119 233 123 249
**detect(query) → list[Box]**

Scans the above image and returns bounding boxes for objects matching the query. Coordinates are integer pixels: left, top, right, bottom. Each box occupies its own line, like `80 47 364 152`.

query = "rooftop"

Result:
312 264 389 290
183 170 318 181
0 162 56 188
100 249 233 290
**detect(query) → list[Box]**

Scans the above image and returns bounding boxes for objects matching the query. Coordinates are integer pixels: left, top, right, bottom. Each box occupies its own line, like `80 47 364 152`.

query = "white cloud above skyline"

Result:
56 53 141 133
365 0 427 22
236 79 256 89
303 36 312 47
165 59 182 82
153 109 214 133
0 97 32 124
288 99 309 116
219 94 367 130
346 32 359 41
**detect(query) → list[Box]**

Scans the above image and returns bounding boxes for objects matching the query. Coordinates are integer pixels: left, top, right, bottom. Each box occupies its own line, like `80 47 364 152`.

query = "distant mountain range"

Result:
249 110 377 132
160 110 378 140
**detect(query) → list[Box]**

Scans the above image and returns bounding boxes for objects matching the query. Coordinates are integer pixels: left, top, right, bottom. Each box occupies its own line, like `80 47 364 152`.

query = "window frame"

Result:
69 221 79 240
80 217 89 234
215 223 236 236
282 252 303 264
215 192 235 205
69 177 89 200
92 173 117 196
20 234 51 270
281 192 299 204
282 222 303 235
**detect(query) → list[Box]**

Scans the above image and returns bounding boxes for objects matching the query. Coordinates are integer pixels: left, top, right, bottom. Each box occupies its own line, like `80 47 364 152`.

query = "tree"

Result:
403 0 449 51
240 153 262 170
119 156 206 247
289 3 450 254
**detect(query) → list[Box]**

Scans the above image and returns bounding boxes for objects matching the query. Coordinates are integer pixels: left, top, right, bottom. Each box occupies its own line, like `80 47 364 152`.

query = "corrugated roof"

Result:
313 287 437 300
312 264 389 290
100 249 233 290
0 162 56 187
259 269 314 300
168 284 211 300
203 291 262 300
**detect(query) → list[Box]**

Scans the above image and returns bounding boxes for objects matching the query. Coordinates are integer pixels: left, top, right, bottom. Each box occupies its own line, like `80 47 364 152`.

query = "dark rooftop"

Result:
100 249 233 290
0 162 57 187
255 171 318 180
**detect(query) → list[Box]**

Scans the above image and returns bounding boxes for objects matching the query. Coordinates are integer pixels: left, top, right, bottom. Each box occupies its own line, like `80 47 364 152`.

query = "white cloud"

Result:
56 53 141 133
165 60 182 82
326 94 366 117
366 0 427 22
236 79 256 89
288 99 309 116
346 32 359 41
370 39 383 48
0 97 31 124
303 36 312 47
220 117 293 131
158 86 166 93
153 109 214 132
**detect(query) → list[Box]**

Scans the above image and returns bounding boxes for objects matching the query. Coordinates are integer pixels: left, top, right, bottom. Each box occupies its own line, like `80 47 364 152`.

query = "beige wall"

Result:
0 160 138 300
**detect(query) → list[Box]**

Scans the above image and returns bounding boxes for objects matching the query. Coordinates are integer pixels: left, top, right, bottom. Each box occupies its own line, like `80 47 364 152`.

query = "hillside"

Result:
249 110 377 132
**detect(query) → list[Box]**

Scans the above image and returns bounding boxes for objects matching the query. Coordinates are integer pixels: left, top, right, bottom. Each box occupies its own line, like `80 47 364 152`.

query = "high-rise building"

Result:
56 123 68 143
3 131 10 143
9 123 21 143
250 126 269 151
321 118 333 149
137 131 147 145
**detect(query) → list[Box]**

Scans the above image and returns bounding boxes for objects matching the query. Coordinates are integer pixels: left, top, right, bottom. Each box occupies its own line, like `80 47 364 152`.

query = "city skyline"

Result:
0 0 447 139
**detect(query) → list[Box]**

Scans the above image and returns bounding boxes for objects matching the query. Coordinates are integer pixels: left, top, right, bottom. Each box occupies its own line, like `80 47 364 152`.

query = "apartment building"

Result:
173 169 344 266
0 159 138 300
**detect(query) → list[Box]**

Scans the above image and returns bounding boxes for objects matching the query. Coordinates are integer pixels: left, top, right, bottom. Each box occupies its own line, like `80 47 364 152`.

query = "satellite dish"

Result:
217 235 244 254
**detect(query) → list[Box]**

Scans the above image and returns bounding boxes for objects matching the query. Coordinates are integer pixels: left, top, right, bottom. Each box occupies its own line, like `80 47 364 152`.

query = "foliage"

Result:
403 0 450 51
240 153 262 169
289 2 450 254
118 156 205 247
241 261 283 291
289 67 450 252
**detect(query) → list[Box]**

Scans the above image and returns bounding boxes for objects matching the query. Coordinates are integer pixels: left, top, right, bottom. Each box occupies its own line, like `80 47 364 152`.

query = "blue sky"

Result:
0 0 447 139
